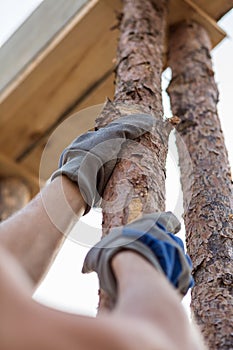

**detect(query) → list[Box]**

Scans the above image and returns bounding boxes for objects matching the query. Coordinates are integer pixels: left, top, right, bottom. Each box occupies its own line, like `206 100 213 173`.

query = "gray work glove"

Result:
82 212 194 302
51 114 154 214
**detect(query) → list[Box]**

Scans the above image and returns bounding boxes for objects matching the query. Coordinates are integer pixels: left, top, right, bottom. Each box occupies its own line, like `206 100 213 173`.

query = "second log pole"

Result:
167 21 233 349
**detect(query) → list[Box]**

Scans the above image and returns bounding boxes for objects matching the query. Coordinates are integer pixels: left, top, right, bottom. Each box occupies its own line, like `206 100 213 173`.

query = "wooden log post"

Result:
95 0 171 309
0 177 31 221
167 21 233 349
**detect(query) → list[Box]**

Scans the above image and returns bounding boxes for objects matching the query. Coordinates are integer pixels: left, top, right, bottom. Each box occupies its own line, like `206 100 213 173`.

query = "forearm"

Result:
24 305 133 350
0 176 86 286
0 244 131 350
25 299 171 350
112 251 205 350
0 240 203 350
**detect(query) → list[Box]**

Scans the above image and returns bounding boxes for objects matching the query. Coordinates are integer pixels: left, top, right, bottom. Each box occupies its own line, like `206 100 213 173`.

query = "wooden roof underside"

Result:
0 0 232 195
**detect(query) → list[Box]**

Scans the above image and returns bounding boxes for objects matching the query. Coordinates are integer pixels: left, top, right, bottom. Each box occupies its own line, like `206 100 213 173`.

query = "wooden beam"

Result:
191 0 233 21
18 0 228 179
183 0 227 47
0 0 89 94
168 0 226 48
20 73 115 180
0 0 120 161
0 0 230 187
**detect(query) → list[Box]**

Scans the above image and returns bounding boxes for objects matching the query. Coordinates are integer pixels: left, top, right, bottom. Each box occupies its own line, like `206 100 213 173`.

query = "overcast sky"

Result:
0 2 232 317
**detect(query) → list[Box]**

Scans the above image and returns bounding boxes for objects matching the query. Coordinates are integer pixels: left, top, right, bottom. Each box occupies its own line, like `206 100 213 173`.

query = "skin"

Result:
0 176 85 286
0 176 204 350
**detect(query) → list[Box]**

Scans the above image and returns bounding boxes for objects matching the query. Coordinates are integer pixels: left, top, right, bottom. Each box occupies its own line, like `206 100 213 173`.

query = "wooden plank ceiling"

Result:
0 0 232 195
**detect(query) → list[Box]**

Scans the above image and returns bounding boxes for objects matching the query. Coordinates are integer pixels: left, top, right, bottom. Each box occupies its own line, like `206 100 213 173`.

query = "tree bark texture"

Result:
0 177 31 221
95 0 170 308
97 0 169 231
167 21 233 349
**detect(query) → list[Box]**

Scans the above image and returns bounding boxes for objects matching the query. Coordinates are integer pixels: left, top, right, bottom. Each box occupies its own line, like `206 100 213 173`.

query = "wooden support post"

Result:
167 21 233 349
95 0 170 309
0 152 39 221
0 177 31 221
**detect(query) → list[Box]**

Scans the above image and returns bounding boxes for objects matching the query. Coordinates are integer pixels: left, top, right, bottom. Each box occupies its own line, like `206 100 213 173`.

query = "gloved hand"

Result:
51 114 154 214
82 212 194 302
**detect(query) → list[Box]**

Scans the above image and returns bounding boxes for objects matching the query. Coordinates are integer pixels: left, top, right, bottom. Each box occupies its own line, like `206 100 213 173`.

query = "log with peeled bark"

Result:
95 0 171 309
167 21 233 349
0 177 31 221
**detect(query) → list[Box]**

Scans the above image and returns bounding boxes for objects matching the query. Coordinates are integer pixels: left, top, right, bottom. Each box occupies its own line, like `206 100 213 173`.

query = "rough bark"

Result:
167 21 233 349
0 177 31 221
95 0 170 308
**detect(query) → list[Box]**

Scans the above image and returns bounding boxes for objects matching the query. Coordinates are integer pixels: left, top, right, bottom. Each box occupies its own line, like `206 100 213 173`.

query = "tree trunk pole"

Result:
0 177 31 221
167 21 233 349
95 0 170 308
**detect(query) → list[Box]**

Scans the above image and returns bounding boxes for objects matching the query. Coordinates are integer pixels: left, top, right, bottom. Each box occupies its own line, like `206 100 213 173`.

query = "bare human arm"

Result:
0 176 85 287
0 114 154 287
0 241 204 350
0 113 205 350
